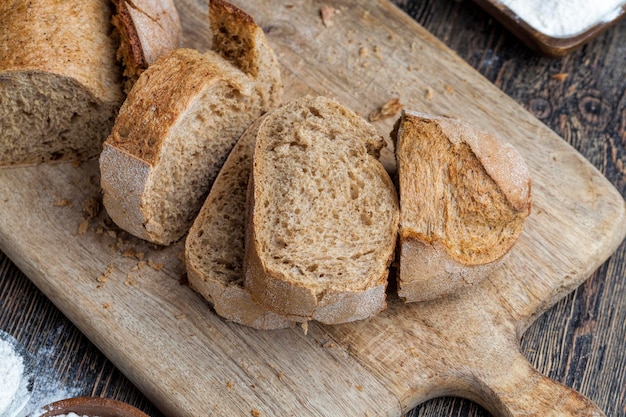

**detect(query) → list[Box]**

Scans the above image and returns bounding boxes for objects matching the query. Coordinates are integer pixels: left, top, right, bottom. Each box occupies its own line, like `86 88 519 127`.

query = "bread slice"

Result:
112 0 183 91
185 116 298 329
100 1 282 246
394 111 532 302
244 96 399 324
0 0 123 166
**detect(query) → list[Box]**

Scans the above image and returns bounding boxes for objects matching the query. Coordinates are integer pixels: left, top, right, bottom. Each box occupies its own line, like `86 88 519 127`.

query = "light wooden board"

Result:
1 1 625 416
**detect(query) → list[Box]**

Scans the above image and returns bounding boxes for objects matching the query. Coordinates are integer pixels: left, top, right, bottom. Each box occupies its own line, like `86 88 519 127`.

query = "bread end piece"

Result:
395 111 531 302
112 0 183 91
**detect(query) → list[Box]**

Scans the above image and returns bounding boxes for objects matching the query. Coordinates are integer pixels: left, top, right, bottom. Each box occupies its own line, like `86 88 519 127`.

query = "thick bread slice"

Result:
0 0 123 166
112 0 183 91
101 1 282 245
101 48 259 245
394 111 532 302
185 116 298 330
244 96 399 324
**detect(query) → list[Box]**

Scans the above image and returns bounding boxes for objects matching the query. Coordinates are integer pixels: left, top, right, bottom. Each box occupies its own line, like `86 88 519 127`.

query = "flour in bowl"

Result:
498 0 626 37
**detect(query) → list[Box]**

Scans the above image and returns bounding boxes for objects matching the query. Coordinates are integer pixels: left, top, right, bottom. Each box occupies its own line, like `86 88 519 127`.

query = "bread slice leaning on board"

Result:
244 96 400 325
394 111 532 302
112 0 183 92
0 0 123 166
100 0 283 246
185 116 300 330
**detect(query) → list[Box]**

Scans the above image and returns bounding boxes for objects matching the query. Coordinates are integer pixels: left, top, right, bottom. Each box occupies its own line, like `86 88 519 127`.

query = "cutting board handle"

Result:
476 351 606 416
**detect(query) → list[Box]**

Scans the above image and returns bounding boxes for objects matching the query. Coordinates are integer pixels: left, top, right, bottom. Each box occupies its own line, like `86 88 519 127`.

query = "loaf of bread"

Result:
185 116 298 330
100 0 282 246
0 0 123 166
394 111 532 302
112 0 183 91
244 96 399 324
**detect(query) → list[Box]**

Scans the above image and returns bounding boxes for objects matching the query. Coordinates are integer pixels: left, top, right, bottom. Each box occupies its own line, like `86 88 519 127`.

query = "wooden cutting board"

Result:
1 1 625 416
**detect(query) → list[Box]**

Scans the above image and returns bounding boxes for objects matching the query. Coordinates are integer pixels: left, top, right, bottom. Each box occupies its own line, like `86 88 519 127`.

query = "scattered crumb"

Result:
359 46 369 57
102 303 110 309
301 321 309 335
425 87 434 100
82 196 101 219
407 347 420 357
175 313 187 320
77 218 89 235
97 264 114 283
551 72 569 81
285 3 294 8
54 199 71 207
368 98 403 122
72 160 81 168
355 384 364 392
320 4 335 27
226 381 233 389
135 251 145 260
251 409 261 417
96 226 104 234
123 247 137 258
277 372 285 381
107 230 117 239
147 259 164 271
444 84 455 94
322 340 337 348
124 274 137 286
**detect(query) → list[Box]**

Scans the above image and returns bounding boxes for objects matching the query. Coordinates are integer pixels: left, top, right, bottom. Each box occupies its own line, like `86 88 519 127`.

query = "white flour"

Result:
0 334 28 417
498 0 626 37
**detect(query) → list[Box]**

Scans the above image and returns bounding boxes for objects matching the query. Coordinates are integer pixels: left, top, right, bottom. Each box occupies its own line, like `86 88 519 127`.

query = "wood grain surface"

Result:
1 1 625 417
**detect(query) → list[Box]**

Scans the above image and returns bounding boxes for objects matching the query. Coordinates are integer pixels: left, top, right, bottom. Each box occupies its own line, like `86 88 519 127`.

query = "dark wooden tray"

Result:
473 0 626 56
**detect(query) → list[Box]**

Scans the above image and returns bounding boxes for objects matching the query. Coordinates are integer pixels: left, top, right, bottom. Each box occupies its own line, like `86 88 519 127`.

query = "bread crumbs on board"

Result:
320 4 335 27
97 264 114 284
53 199 71 207
425 87 434 100
251 409 261 417
77 218 89 235
368 98 403 122
551 72 569 81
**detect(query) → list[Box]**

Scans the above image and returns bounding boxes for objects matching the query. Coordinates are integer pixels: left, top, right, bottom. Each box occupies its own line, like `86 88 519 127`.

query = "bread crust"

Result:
244 96 398 324
0 0 123 165
395 111 532 302
100 48 252 244
101 1 283 245
112 0 183 83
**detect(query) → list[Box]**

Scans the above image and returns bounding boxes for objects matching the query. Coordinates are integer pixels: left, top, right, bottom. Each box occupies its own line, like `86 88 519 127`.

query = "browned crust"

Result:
112 1 147 78
0 0 122 105
105 48 241 165
395 111 532 302
209 0 261 77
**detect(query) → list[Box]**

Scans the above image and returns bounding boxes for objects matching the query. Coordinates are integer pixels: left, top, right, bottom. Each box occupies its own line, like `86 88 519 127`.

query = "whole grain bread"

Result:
394 111 532 302
185 116 298 330
244 96 399 324
0 0 123 166
112 0 183 91
100 0 282 246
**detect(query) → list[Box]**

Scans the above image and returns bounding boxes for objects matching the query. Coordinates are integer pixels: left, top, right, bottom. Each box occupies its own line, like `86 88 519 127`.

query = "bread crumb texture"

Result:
246 96 399 323
395 111 531 301
0 0 123 165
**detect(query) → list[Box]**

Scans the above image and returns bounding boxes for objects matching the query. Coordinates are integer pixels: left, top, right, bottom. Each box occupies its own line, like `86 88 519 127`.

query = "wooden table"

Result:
1 1 624 416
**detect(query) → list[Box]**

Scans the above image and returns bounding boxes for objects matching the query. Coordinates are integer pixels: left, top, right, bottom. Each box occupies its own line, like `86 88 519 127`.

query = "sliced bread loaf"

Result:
0 0 123 166
185 116 298 330
100 0 282 246
112 0 183 91
394 111 532 302
244 96 399 324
